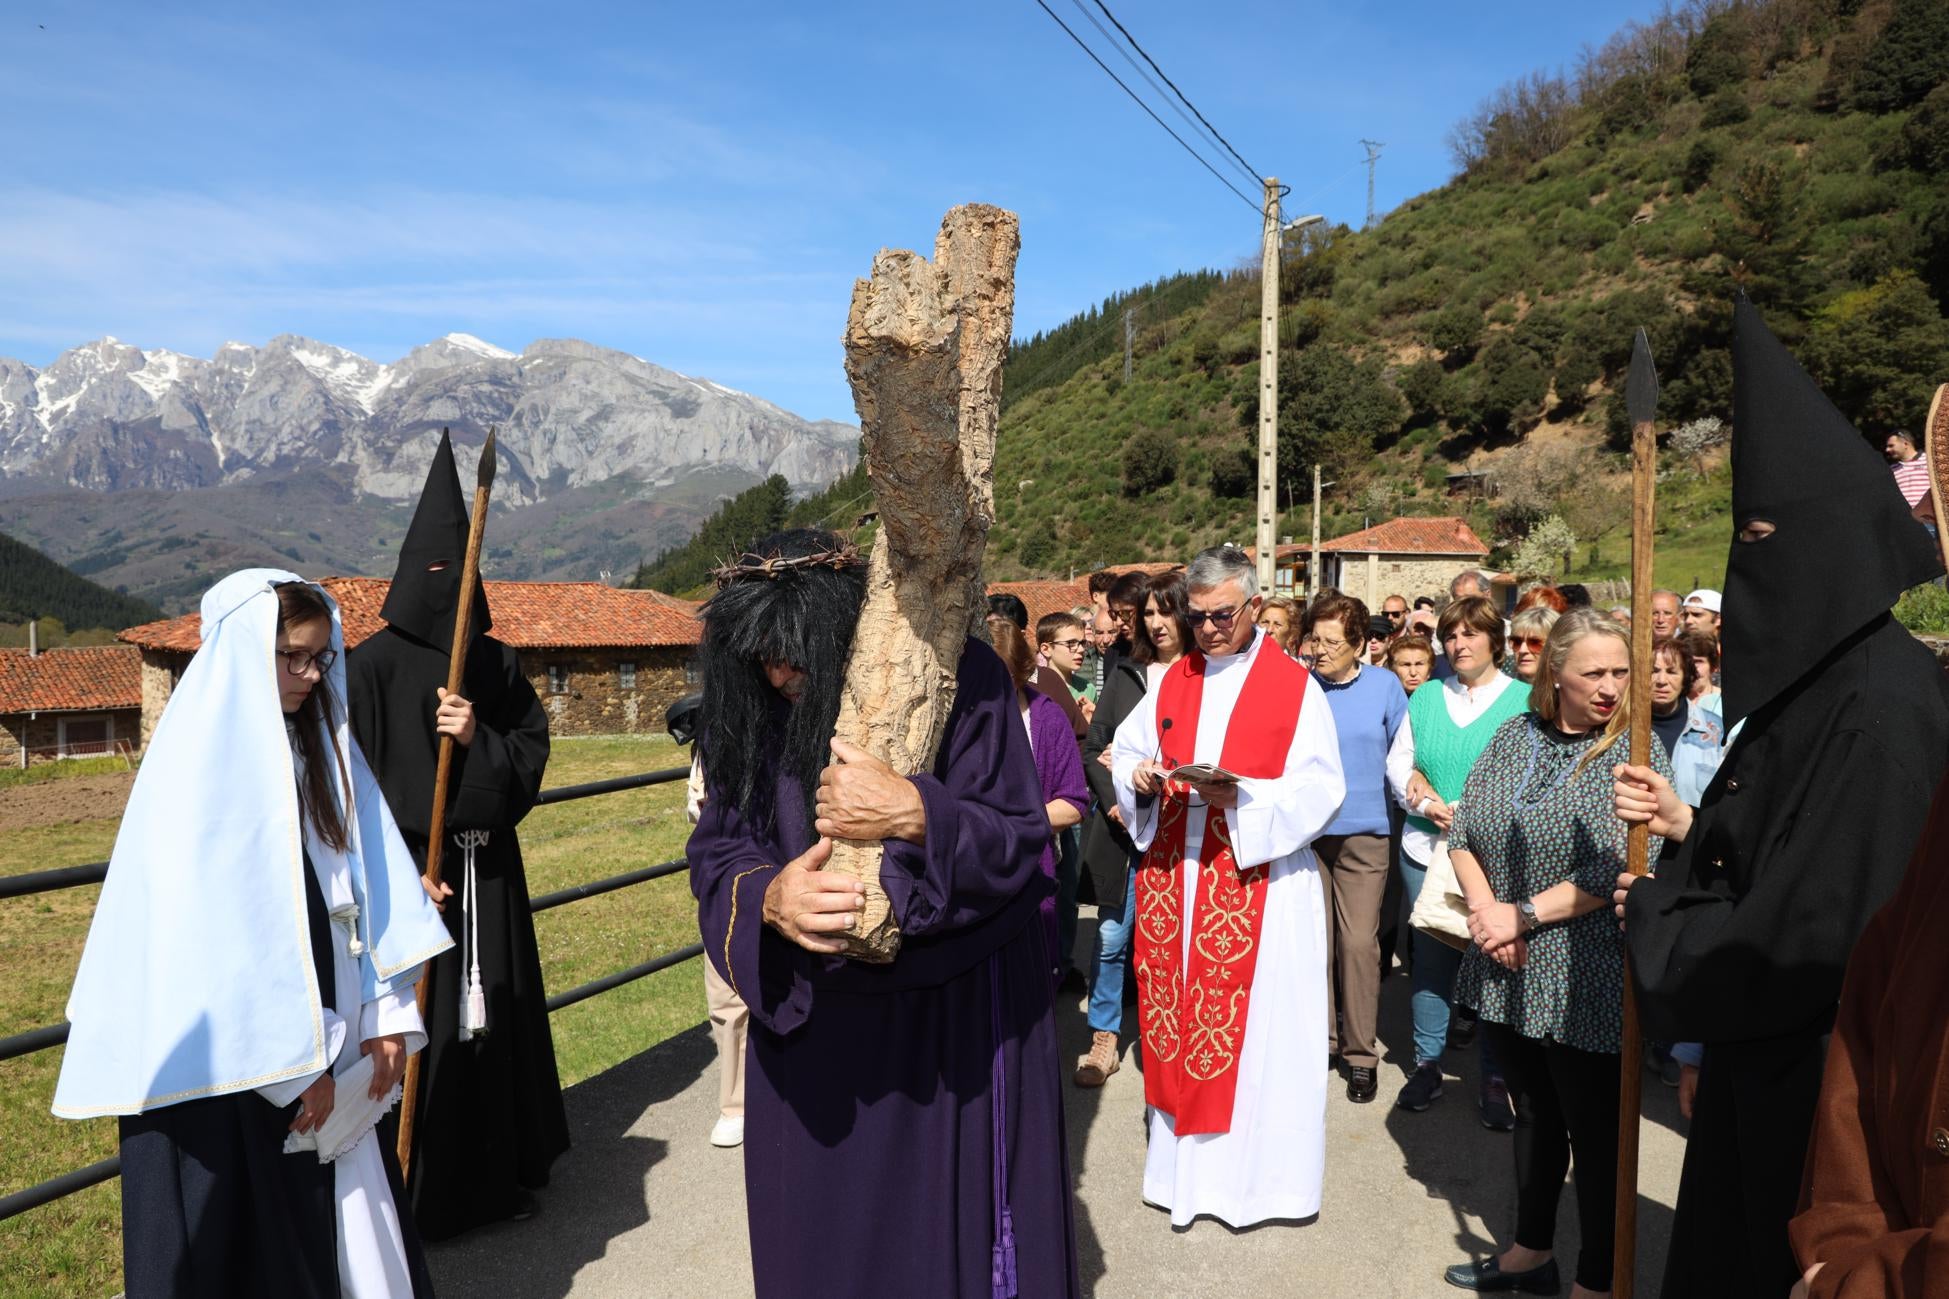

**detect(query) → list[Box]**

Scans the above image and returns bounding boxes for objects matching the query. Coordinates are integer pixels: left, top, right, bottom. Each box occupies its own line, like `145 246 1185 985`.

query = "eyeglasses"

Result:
1383 609 1405 620
1047 638 1086 650
1186 605 1242 629
1510 636 1546 652
278 648 337 676
1311 637 1350 653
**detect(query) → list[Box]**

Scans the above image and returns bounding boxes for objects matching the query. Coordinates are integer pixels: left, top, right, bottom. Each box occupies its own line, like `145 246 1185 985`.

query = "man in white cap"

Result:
1680 588 1721 638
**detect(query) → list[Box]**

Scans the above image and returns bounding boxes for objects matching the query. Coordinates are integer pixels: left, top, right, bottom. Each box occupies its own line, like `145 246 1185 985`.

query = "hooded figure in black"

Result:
1619 298 1949 1296
348 431 566 1240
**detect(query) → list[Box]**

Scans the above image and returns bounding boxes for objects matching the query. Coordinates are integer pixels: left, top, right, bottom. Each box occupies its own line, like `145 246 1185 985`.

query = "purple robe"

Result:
1024 687 1088 986
689 639 1080 1299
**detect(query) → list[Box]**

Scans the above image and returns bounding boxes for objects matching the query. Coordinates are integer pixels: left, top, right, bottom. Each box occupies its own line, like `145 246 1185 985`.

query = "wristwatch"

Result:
1517 898 1541 933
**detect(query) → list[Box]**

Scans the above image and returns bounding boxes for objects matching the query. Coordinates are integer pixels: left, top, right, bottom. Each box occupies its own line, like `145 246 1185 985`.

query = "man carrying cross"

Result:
1112 544 1345 1227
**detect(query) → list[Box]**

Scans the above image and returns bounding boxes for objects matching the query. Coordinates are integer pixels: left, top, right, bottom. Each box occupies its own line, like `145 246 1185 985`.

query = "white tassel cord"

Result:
456 830 491 1040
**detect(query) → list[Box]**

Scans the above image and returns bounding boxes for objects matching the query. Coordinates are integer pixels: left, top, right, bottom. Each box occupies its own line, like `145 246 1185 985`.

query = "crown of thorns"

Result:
710 543 862 588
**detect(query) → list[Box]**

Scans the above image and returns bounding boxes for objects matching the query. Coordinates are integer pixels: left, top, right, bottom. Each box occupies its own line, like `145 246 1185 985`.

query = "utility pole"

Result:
1360 139 1385 231
1256 177 1280 596
1123 307 1135 383
1309 464 1323 600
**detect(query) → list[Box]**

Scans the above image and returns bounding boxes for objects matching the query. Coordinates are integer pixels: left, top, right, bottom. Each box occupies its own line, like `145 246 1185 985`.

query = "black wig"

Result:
695 528 867 833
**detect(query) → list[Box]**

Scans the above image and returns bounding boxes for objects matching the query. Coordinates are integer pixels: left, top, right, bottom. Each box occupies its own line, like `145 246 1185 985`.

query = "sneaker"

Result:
1346 1066 1378 1104
710 1115 745 1148
1660 1056 1683 1088
1449 1011 1478 1050
1397 1062 1445 1111
1479 1076 1516 1132
1074 1031 1120 1087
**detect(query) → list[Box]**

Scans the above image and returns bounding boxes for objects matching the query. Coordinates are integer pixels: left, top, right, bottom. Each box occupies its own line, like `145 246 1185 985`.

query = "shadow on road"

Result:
425 1024 713 1298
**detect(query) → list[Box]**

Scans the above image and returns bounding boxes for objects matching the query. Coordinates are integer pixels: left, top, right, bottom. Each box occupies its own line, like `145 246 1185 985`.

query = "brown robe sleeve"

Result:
1791 798 1948 1297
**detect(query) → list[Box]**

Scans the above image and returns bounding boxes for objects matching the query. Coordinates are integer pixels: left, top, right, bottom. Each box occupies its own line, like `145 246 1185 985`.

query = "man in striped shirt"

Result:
1886 429 1929 507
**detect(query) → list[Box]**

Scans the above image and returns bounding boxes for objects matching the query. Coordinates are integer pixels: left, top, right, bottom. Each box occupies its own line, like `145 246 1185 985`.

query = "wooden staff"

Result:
1614 331 1658 1297
396 428 498 1178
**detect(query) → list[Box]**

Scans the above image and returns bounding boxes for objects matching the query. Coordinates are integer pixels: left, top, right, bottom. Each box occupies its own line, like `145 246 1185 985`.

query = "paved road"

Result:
429 927 1687 1298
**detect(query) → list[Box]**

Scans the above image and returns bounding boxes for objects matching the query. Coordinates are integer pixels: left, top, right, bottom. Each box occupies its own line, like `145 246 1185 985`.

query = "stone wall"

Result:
0 709 142 767
138 651 183 750
525 647 696 738
1329 553 1481 610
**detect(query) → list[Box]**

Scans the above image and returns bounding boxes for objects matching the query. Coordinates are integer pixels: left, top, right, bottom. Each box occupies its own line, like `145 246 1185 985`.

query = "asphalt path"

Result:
428 914 1686 1297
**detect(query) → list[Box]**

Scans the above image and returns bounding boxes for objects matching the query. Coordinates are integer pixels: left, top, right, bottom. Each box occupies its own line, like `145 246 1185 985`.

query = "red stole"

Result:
1133 641 1308 1135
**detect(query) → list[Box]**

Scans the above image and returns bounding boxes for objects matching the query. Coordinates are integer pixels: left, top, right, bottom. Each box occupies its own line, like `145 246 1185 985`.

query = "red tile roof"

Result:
119 577 702 654
0 645 141 714
987 563 1182 631
1319 516 1490 557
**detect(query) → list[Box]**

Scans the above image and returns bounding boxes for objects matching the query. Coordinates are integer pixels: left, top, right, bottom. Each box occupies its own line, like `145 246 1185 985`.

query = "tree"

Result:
1670 416 1730 474
1561 473 1631 553
1848 0 1949 113
1122 428 1178 496
1397 359 1446 418
1686 8 1752 98
1208 446 1254 498
1510 515 1577 580
1714 155 1813 312
1476 338 1551 434
1805 270 1949 432
1276 346 1408 487
1422 302 1484 360
1899 83 1949 173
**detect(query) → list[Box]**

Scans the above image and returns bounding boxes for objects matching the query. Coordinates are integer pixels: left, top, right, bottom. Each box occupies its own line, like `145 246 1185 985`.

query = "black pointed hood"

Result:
380 430 491 651
1720 297 1939 725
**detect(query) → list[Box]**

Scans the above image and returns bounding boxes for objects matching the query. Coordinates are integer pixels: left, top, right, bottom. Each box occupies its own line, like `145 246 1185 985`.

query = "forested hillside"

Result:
639 0 1949 593
0 530 162 641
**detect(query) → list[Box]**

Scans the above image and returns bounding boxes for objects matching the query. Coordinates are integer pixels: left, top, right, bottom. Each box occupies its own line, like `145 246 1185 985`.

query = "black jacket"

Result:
1081 656 1148 910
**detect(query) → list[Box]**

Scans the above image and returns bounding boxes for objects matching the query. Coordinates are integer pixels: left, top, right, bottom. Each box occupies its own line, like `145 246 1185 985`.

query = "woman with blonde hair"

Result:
1256 595 1300 656
1505 605 1560 683
1440 610 1673 1297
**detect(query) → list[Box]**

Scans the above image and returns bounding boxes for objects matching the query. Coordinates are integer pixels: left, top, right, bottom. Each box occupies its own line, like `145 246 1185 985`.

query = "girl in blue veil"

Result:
54 570 452 1298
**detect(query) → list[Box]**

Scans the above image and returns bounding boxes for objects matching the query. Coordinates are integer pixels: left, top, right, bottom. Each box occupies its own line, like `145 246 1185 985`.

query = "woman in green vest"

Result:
1384 594 1529 1124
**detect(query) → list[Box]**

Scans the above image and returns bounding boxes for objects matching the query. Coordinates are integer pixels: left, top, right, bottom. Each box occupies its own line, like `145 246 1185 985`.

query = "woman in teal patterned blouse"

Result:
1439 610 1672 1298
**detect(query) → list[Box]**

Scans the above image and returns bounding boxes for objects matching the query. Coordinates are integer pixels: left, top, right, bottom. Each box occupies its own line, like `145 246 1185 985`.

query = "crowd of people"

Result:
46 299 1949 1299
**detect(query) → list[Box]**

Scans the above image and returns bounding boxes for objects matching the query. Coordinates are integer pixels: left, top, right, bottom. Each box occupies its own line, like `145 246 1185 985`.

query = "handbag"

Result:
1408 835 1472 951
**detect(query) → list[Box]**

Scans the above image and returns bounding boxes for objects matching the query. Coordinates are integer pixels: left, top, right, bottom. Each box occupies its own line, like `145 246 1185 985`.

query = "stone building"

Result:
119 577 701 745
1318 516 1493 609
0 645 143 767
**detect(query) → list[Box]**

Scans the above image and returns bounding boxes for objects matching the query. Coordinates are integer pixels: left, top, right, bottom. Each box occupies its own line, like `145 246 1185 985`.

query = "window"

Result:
58 715 112 758
684 656 703 685
547 665 568 695
618 661 637 690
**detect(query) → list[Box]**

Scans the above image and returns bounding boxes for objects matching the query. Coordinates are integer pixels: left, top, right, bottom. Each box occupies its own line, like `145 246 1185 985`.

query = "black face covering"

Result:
379 429 492 651
1720 297 1940 725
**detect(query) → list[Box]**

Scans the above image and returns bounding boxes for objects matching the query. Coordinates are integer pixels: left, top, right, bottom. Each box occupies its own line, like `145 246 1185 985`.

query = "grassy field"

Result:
0 734 701 1298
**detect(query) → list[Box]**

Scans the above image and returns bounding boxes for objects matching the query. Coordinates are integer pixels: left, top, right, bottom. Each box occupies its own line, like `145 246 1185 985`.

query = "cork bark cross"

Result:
826 203 1021 962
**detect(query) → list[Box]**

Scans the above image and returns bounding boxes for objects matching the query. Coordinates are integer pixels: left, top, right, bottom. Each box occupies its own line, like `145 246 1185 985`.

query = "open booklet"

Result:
1166 762 1240 785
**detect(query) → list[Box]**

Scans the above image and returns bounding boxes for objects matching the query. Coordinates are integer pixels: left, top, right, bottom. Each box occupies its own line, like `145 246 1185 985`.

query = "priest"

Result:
1112 544 1345 1227
687 528 1079 1298
348 431 566 1240
1613 299 1949 1296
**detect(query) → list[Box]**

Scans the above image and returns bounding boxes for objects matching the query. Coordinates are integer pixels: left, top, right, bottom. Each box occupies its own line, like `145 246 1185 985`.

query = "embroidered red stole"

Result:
1133 642 1308 1135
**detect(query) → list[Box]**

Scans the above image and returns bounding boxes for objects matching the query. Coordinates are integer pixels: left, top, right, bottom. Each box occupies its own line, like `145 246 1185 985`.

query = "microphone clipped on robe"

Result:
1136 717 1172 810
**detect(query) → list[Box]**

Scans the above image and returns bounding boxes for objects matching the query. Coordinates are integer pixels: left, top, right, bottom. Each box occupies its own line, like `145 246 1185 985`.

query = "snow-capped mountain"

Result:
0 333 858 505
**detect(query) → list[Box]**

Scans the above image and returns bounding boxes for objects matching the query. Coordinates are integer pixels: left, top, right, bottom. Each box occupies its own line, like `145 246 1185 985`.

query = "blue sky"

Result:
4 1 1670 424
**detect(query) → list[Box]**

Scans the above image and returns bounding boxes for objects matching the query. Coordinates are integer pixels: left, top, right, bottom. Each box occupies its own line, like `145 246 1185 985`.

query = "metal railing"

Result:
0 763 701 1224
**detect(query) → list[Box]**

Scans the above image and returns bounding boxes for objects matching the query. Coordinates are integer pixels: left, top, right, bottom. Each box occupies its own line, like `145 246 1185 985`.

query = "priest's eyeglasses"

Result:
279 649 338 676
1186 605 1243 629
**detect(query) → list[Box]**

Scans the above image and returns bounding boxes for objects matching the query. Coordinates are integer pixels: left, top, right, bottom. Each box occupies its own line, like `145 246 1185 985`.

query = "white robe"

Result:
1112 631 1346 1228
257 848 427 1297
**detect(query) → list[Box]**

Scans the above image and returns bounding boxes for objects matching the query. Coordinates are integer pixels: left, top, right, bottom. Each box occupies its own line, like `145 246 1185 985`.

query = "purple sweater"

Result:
1024 687 1089 879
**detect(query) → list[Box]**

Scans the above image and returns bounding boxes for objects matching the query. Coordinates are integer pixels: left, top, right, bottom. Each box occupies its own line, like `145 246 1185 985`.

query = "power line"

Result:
1028 0 1265 216
1063 0 1260 190
1086 0 1267 188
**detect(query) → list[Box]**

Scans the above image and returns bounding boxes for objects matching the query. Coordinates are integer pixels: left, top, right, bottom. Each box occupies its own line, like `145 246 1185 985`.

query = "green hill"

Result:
0 529 162 642
636 0 1949 596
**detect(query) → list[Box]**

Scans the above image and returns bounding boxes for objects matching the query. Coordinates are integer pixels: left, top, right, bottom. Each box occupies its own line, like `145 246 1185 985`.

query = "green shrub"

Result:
1700 91 1751 129
1422 301 1484 358
1895 582 1949 635
1848 0 1949 113
1208 446 1254 498
1122 428 1179 496
1899 83 1949 172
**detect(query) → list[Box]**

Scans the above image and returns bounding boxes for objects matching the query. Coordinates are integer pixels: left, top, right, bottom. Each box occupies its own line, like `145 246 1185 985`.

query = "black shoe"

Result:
1397 1062 1444 1111
1660 1056 1683 1087
1449 1012 1478 1050
1346 1066 1378 1103
1478 1075 1516 1132
1443 1255 1561 1293
508 1188 539 1221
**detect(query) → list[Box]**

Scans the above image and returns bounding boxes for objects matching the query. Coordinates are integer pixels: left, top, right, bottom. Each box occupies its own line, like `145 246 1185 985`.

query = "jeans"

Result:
1399 847 1500 1081
1088 860 1138 1035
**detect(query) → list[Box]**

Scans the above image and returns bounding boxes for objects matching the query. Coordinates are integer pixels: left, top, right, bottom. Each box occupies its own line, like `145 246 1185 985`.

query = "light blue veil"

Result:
53 569 452 1118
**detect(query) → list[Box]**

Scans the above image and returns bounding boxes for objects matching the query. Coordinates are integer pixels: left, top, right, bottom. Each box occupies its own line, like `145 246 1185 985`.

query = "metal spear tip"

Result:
1626 328 1659 427
478 428 497 489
